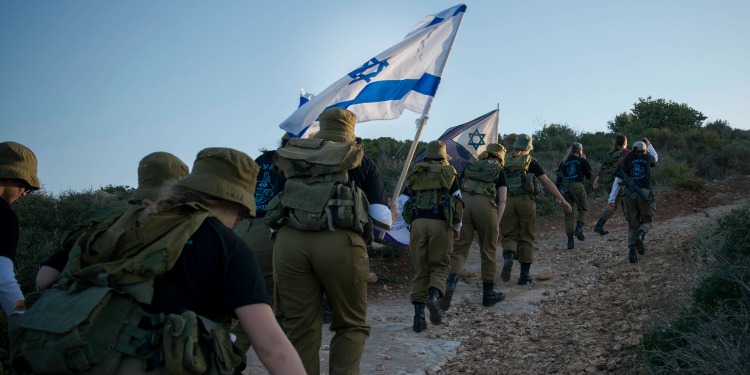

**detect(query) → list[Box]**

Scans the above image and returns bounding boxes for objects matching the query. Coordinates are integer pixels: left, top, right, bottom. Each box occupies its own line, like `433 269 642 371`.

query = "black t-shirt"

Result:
621 152 656 190
528 158 546 177
0 198 19 263
349 155 388 205
148 217 271 321
557 155 592 182
254 150 286 218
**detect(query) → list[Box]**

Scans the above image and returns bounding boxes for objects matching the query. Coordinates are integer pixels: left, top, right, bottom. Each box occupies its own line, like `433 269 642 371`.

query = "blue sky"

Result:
2 1 748 195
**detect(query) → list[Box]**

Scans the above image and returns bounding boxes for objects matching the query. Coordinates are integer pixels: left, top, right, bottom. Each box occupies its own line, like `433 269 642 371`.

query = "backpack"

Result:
598 149 623 185
504 154 541 197
461 159 502 203
402 162 463 230
9 203 245 375
264 138 373 244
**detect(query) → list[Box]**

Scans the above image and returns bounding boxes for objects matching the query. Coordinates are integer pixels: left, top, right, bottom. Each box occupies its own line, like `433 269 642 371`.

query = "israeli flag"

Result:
280 4 467 137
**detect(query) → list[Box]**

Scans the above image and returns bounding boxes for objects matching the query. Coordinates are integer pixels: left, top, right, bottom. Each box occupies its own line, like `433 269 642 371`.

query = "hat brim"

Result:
176 172 256 217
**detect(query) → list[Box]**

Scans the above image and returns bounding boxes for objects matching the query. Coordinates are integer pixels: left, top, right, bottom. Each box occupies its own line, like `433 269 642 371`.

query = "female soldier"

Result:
442 143 507 310
500 134 572 285
556 142 592 249
592 134 629 235
608 139 658 263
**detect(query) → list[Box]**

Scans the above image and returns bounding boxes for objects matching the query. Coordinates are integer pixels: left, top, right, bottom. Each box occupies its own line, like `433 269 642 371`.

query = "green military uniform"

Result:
235 217 275 297
616 141 657 262
556 145 592 248
595 146 630 235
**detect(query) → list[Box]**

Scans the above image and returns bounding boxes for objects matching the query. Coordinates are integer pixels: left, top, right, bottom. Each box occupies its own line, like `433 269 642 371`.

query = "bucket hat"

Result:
314 108 357 142
176 147 258 217
513 134 533 151
0 141 40 190
130 152 189 203
485 143 506 160
424 140 451 161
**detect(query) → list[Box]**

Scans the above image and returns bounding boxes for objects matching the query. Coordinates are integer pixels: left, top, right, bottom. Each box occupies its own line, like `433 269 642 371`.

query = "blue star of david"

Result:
348 57 390 84
467 129 486 150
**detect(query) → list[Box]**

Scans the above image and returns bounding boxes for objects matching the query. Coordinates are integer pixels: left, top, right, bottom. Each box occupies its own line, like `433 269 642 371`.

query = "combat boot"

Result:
501 251 514 282
482 281 505 307
628 245 638 264
594 218 609 235
426 287 442 325
635 230 647 255
574 221 586 241
413 303 427 332
440 273 459 312
518 263 533 285
567 233 574 249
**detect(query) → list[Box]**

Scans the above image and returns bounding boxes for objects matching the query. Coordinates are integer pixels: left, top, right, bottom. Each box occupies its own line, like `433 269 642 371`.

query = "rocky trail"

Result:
245 177 749 374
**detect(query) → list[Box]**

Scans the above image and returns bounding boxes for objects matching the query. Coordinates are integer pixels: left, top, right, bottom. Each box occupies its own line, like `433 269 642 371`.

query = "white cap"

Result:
632 141 646 151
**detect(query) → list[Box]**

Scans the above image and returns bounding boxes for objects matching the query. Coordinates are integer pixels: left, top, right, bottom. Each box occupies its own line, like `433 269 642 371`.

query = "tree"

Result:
532 123 578 152
611 97 707 135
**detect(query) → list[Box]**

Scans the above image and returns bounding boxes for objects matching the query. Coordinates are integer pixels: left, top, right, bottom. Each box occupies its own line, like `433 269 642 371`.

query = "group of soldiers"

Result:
0 111 658 374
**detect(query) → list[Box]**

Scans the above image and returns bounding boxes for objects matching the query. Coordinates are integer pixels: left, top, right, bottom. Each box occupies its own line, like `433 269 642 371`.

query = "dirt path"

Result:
245 177 749 374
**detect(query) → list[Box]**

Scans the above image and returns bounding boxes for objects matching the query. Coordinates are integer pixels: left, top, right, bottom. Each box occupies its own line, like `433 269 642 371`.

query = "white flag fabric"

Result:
280 4 467 137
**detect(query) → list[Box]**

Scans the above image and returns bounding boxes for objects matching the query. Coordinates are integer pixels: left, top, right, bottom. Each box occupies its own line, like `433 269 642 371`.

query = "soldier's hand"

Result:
593 181 600 190
642 138 650 147
453 230 460 241
563 202 573 214
607 202 615 210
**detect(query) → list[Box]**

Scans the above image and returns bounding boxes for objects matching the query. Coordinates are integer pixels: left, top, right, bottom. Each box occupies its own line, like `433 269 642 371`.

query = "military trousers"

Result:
601 185 626 221
564 182 588 232
409 218 454 303
234 217 275 299
450 193 500 281
624 188 655 246
500 194 537 264
273 226 370 375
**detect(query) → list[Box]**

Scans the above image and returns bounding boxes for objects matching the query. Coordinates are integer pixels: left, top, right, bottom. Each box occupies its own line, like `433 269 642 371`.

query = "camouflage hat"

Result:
485 143 506 160
314 108 357 142
632 141 646 152
424 140 451 161
0 141 40 190
513 134 534 151
130 152 189 203
176 147 259 217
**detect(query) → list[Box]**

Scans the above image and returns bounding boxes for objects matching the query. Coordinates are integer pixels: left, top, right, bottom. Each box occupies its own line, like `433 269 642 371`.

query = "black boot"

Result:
413 303 427 332
501 251 514 282
567 233 574 249
482 281 505 307
574 221 585 241
628 245 638 264
440 273 459 312
594 218 609 235
635 230 647 255
426 287 442 325
518 263 533 285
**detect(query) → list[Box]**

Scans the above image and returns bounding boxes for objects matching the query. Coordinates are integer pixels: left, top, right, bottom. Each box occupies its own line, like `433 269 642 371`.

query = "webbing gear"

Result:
504 154 541 197
403 162 463 229
598 149 623 185
461 159 501 203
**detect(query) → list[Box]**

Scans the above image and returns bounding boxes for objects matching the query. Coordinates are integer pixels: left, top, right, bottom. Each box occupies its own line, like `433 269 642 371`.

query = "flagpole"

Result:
379 10 466 240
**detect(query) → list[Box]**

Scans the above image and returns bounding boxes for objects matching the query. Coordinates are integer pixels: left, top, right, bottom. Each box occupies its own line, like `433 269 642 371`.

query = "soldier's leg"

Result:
409 219 431 304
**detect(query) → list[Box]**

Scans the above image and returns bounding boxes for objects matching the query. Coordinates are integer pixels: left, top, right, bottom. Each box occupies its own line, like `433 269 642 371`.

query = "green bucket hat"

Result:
0 141 40 190
314 108 357 142
424 140 451 161
130 152 189 203
485 143 506 160
176 147 259 217
513 134 534 151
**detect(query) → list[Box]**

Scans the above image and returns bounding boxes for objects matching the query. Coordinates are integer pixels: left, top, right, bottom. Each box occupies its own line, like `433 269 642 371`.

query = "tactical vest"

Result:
9 203 246 375
504 154 541 197
461 159 502 204
264 138 373 244
598 149 623 185
402 161 463 230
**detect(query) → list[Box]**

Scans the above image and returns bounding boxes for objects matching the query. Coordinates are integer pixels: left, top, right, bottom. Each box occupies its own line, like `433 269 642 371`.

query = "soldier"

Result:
555 142 592 249
270 108 392 374
403 140 463 332
0 141 41 316
609 139 658 263
442 143 507 311
592 134 630 235
500 134 572 285
35 151 189 290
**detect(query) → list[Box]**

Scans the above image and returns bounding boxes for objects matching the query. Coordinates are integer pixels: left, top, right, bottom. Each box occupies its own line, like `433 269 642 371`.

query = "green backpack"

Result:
461 159 502 203
402 162 464 230
9 203 245 375
598 149 623 185
264 137 373 244
504 154 541 197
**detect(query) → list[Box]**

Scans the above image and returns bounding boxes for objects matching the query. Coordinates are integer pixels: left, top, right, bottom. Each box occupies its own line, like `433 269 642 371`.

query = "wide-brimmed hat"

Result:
313 108 357 142
513 134 533 151
176 147 258 217
0 141 40 190
486 143 506 160
130 152 189 203
424 140 451 161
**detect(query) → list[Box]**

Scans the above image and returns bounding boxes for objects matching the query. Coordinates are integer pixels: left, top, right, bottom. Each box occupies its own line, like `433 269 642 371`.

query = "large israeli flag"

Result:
280 4 467 137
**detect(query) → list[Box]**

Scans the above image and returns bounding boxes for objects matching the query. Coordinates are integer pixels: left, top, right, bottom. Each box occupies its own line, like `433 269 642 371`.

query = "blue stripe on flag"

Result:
334 74 441 108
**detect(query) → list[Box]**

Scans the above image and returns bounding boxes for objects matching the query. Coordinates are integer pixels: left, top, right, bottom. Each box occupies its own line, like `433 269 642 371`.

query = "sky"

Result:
2 0 748 195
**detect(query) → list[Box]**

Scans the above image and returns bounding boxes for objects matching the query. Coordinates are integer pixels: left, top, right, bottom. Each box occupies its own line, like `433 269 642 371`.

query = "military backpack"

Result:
401 161 463 230
461 158 502 205
504 153 541 197
598 149 623 186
